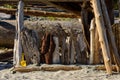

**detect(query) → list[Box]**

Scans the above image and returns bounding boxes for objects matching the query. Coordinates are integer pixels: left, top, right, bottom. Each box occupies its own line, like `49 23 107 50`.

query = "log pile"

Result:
0 0 120 75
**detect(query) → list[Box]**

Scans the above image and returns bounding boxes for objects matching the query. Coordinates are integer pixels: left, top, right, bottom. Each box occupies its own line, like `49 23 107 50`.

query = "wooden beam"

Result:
91 0 112 74
0 8 79 18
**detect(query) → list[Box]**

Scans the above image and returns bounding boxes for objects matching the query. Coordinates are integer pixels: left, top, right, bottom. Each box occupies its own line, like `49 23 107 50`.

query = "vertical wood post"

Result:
13 0 24 67
70 39 75 64
89 18 95 64
100 0 120 72
91 0 112 74
52 36 60 64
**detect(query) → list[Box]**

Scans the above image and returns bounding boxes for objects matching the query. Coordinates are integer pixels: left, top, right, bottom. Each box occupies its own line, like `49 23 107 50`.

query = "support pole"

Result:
91 0 112 74
13 0 24 67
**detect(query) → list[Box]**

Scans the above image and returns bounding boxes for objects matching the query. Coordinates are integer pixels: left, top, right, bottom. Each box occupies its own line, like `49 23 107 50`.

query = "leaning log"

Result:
100 0 120 72
91 0 112 74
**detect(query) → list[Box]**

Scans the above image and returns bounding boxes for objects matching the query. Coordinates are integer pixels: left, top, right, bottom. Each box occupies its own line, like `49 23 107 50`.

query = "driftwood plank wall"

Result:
1 0 120 75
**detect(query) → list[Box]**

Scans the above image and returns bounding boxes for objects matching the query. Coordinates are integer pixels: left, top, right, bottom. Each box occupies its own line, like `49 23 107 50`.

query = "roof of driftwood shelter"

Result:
0 0 91 18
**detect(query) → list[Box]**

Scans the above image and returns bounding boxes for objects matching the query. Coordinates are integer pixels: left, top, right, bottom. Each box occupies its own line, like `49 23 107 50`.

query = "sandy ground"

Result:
0 62 120 80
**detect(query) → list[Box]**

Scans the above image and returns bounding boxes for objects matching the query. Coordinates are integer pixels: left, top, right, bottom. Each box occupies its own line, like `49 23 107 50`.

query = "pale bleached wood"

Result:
91 0 112 74
100 0 120 72
89 18 95 64
52 36 60 64
13 0 24 67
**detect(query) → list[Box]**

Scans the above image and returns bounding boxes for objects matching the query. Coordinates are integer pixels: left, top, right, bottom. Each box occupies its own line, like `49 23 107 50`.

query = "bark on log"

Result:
91 0 112 74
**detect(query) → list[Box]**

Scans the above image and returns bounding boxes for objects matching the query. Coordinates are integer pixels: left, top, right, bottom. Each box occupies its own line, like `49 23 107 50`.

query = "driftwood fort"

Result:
0 0 120 75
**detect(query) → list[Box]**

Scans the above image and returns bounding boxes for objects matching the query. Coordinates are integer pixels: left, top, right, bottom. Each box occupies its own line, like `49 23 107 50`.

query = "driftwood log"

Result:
100 0 120 72
21 28 40 65
91 0 112 74
12 65 82 73
13 0 24 67
41 32 55 64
